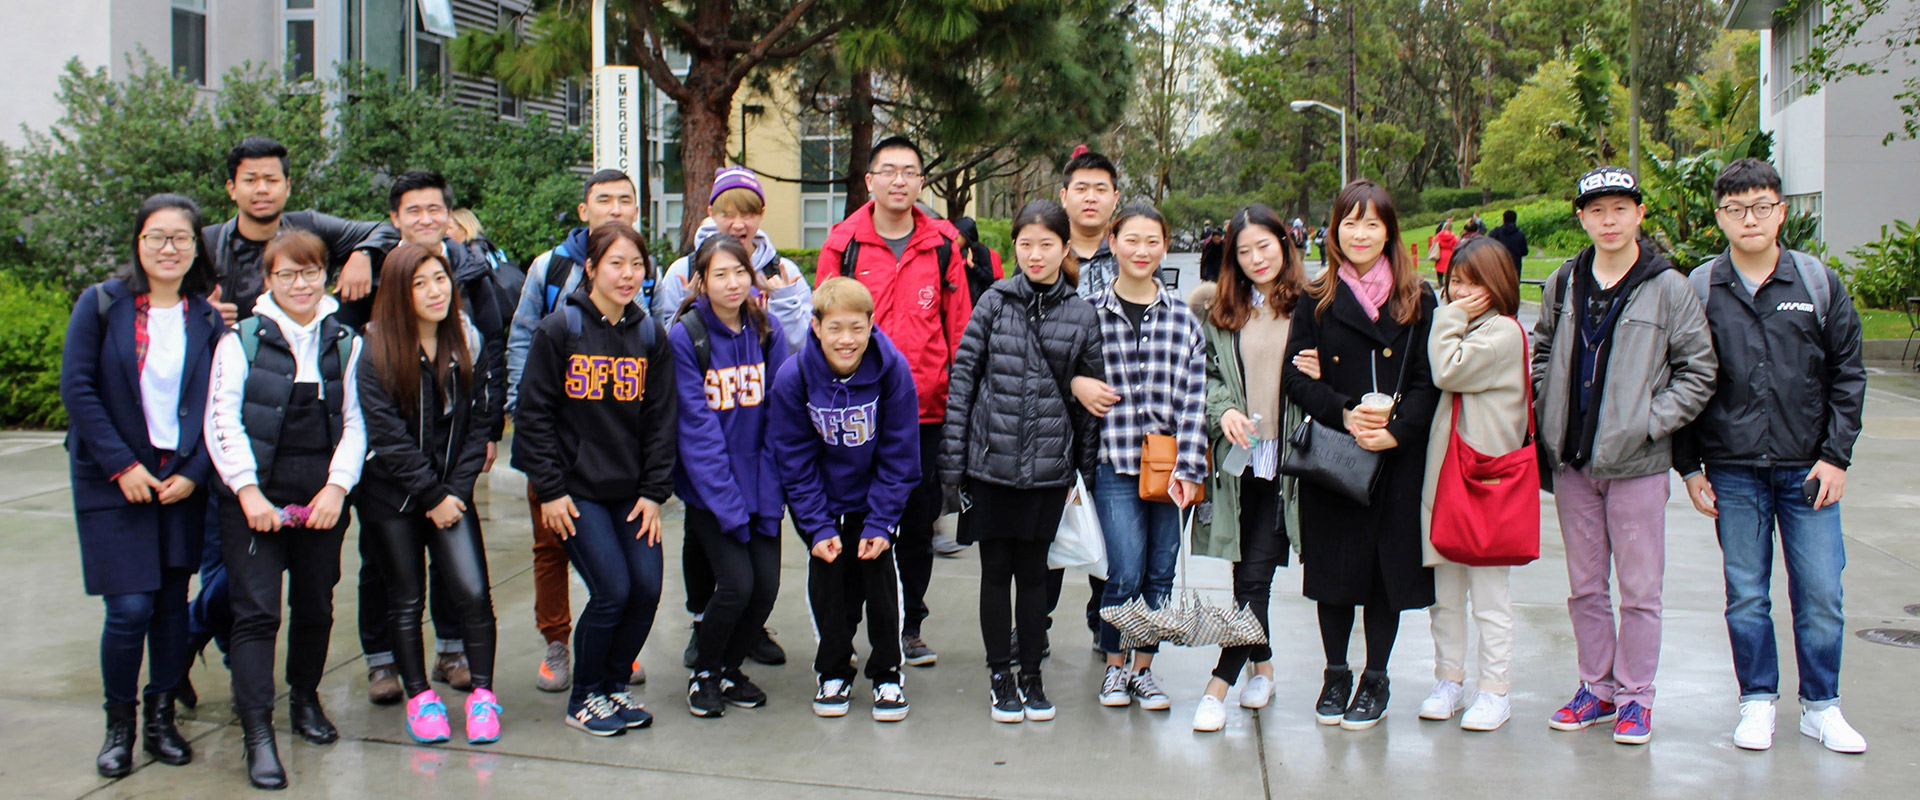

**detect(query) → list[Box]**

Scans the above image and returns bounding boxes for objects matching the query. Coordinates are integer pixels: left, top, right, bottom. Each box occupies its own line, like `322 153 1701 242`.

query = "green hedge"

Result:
0 275 72 428
1413 187 1520 216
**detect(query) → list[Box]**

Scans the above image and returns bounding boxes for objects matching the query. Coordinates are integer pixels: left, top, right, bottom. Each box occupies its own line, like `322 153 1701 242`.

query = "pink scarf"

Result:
1338 257 1393 321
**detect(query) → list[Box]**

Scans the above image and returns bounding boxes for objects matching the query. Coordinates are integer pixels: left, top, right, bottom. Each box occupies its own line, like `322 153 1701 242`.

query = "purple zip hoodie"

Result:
766 326 921 546
671 296 790 541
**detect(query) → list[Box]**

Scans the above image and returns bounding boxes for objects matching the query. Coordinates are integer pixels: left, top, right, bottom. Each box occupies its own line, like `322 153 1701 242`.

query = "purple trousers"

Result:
1555 467 1668 708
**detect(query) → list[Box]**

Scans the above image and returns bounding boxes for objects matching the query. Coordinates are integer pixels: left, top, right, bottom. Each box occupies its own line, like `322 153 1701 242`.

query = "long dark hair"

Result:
368 243 472 413
1011 199 1079 287
678 234 772 339
122 193 216 296
1309 180 1423 325
1211 204 1302 330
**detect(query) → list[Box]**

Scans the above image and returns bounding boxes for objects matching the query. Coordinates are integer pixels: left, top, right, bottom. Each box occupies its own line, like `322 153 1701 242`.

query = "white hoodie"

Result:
204 293 367 494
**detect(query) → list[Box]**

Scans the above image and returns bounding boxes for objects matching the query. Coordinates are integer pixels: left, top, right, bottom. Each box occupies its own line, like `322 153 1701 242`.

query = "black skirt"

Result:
957 480 1070 545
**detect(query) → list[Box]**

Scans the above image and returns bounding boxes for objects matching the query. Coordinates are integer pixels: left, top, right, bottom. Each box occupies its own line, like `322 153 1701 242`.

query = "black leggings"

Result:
1317 599 1400 674
1213 560 1280 683
360 508 497 696
684 508 780 675
1213 475 1286 684
979 540 1051 674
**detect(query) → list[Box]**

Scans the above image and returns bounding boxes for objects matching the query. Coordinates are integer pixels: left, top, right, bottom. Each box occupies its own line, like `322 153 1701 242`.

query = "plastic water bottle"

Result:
1219 414 1263 476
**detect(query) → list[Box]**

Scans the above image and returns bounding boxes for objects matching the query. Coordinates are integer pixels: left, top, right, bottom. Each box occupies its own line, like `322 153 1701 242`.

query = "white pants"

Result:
1429 563 1514 694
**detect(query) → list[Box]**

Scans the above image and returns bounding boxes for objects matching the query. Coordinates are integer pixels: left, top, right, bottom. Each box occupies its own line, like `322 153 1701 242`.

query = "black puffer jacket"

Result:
940 275 1104 490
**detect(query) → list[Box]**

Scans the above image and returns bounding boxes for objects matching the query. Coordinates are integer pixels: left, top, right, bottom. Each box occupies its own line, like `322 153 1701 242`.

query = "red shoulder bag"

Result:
1430 319 1540 567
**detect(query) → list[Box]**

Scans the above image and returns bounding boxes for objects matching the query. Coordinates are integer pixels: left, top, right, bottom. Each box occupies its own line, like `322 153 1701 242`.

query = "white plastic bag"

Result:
1048 473 1107 579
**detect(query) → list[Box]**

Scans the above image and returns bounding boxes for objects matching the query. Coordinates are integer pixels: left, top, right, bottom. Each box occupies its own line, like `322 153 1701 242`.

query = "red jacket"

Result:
817 202 972 423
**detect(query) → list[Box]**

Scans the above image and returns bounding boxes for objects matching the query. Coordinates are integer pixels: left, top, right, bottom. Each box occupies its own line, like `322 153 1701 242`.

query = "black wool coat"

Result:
1281 279 1440 610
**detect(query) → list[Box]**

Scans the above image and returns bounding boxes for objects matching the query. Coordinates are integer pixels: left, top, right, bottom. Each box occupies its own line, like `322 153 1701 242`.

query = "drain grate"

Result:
1857 628 1920 648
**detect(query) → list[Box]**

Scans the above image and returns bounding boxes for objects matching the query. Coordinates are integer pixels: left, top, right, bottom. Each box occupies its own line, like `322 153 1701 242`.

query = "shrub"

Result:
777 249 821 285
1841 218 1920 309
1417 187 1517 217
0 275 73 428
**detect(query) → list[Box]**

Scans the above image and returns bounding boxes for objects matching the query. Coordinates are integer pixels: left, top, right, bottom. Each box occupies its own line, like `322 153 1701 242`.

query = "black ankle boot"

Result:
288 690 338 745
96 702 138 778
1315 666 1354 725
238 709 287 790
141 691 193 765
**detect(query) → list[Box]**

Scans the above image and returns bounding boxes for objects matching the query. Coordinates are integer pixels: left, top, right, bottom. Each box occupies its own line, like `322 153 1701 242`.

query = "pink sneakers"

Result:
466 689 503 745
405 690 452 743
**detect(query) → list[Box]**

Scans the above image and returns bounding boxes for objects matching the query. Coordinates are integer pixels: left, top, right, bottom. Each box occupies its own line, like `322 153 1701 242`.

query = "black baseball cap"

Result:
1573 166 1642 209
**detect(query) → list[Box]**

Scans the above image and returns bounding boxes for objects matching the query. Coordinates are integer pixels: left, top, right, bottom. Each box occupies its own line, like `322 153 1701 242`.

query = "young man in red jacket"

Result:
817 135 971 667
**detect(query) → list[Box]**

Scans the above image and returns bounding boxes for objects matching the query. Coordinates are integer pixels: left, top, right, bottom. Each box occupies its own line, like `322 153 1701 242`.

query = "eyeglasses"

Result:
270 266 327 286
868 167 924 181
1716 201 1779 221
139 232 195 251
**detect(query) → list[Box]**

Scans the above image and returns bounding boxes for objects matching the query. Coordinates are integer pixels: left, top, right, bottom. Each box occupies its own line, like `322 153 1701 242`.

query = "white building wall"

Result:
5 0 114 148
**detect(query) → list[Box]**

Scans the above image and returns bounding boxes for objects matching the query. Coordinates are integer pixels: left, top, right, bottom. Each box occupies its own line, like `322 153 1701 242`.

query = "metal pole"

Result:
592 0 606 70
1338 108 1349 188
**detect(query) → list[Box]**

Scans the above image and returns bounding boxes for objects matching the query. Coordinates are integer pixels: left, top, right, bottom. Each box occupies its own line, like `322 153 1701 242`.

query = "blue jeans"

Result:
559 497 663 707
187 493 231 661
101 569 193 706
1707 464 1847 708
1092 463 1181 655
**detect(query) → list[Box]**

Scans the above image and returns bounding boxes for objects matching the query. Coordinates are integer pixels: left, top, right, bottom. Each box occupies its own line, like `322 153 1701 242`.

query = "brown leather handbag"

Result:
1138 434 1204 504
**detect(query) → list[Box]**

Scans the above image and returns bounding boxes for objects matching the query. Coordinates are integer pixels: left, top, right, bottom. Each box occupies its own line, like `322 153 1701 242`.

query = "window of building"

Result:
172 0 207 86
1772 3 1826 108
414 32 444 87
497 8 521 118
565 78 585 127
800 111 850 248
1786 192 1823 245
286 1 319 81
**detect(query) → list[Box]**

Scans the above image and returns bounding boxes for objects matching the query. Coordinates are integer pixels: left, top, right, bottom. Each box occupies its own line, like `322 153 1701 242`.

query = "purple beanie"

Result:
709 167 765 206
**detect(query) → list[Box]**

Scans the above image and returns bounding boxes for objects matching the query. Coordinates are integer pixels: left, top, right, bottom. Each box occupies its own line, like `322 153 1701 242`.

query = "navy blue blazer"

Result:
60 279 221 596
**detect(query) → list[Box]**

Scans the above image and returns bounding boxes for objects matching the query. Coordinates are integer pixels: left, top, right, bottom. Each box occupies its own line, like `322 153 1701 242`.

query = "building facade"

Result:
1727 0 1920 259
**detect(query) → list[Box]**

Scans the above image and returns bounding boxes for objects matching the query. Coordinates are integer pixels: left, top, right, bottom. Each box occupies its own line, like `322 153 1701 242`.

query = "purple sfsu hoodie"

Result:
671 296 791 541
766 325 921 546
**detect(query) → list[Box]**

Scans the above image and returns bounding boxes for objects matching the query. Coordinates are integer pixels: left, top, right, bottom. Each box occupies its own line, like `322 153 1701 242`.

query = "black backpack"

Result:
675 305 773 373
839 233 957 353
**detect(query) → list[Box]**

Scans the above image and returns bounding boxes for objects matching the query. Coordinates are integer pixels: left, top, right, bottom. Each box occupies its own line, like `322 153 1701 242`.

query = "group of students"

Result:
62 132 1868 791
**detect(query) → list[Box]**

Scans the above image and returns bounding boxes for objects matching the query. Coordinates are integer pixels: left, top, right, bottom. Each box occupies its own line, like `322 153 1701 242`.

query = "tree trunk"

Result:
844 68 875 219
678 89 733 248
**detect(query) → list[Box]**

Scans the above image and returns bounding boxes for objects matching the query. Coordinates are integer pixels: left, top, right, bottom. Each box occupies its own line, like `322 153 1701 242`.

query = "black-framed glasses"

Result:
1716 201 1779 221
139 232 195 251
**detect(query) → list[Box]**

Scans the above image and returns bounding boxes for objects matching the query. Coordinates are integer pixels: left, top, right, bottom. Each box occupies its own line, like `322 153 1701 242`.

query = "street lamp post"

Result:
1290 99 1348 188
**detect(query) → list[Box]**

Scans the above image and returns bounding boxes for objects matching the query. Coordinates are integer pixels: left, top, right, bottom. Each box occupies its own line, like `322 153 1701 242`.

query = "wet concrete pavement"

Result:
6 288 1920 797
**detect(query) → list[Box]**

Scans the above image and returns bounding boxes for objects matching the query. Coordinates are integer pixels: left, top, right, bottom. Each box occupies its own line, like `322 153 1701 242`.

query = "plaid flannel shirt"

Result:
1093 283 1209 483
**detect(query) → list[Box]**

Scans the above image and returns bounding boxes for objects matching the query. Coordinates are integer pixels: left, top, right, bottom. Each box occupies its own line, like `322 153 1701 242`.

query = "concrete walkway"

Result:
6 368 1920 798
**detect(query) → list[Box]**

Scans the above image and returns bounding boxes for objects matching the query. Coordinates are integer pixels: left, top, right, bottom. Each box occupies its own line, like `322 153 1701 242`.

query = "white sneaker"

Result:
1193 694 1227 732
1419 680 1466 721
1240 673 1274 709
1732 700 1775 751
1459 691 1511 732
1800 706 1866 754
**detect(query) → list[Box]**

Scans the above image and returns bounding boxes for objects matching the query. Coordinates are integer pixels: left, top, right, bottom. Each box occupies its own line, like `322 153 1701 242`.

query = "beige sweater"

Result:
1420 304 1532 567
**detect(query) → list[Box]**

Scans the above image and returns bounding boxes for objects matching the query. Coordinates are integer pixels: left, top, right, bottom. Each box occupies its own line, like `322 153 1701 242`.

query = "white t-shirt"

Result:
140 302 188 451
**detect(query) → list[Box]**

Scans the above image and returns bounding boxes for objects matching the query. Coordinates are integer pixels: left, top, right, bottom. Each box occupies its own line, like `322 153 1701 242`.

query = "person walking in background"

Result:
1199 226 1225 283
62 194 221 780
1677 158 1867 754
1418 237 1530 733
941 200 1104 724
767 278 922 723
1534 166 1716 746
505 169 641 693
512 222 677 738
669 235 790 719
204 228 367 789
1087 205 1207 713
1489 209 1530 286
1429 218 1458 286
953 216 1005 305
355 243 504 747
1186 204 1309 733
816 135 970 669
1282 181 1440 732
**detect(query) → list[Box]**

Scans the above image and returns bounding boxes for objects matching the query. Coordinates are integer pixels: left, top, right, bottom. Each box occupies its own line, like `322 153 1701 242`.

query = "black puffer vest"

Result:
239 315 352 482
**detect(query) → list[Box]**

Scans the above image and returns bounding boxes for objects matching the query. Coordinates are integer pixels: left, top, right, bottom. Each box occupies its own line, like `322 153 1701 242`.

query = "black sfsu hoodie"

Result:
511 289 677 505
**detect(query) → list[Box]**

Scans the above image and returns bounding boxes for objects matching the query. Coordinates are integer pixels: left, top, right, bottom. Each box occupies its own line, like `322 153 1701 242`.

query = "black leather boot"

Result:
96 702 138 778
238 709 287 790
288 690 339 745
141 691 193 765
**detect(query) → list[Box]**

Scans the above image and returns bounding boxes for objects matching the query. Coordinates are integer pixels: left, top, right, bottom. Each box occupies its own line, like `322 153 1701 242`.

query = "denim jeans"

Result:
1706 464 1847 708
187 493 231 661
100 569 193 706
1092 463 1181 655
560 497 663 707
